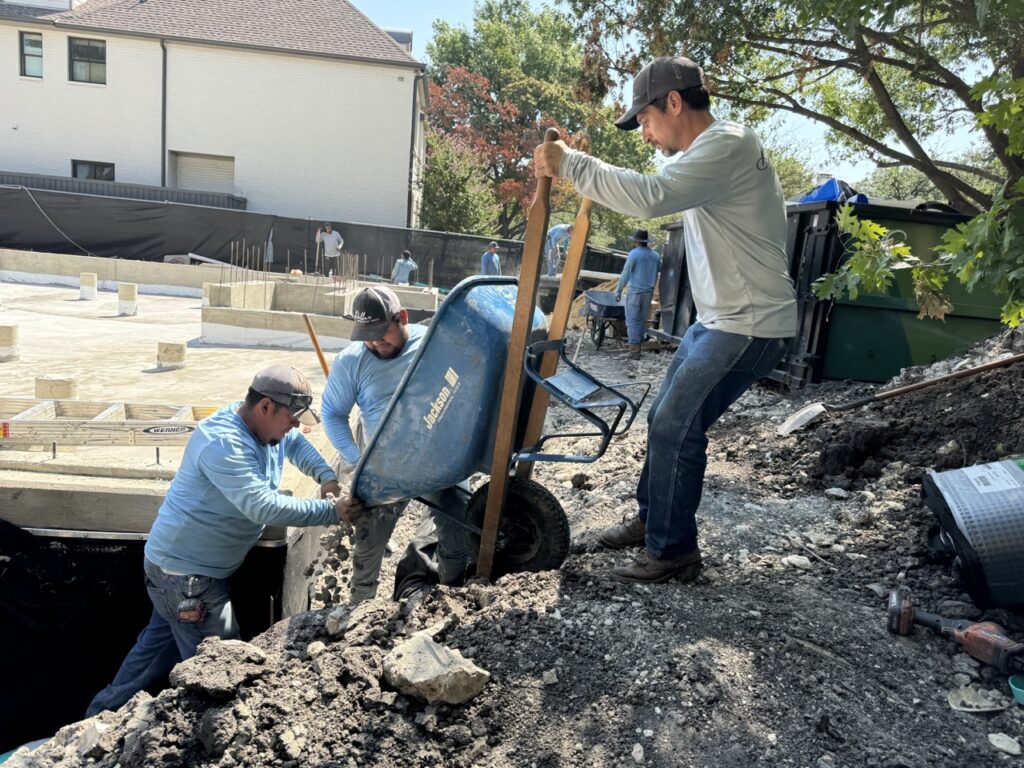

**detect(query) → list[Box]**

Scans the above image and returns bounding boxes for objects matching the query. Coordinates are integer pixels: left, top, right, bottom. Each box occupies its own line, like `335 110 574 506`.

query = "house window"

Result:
20 32 42 78
68 37 105 84
72 160 115 181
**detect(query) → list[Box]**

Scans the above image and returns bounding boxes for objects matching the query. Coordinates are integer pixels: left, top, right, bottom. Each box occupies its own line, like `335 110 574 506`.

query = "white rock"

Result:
824 487 849 500
988 733 1021 755
806 531 838 547
542 669 559 685
383 635 490 704
306 641 327 658
782 555 814 571
632 742 645 763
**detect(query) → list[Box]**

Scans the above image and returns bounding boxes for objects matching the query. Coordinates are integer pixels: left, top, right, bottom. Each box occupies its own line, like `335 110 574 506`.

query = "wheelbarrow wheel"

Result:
590 320 605 350
467 477 570 578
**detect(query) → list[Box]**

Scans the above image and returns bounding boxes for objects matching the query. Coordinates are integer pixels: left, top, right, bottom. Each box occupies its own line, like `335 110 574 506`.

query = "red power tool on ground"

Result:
887 588 1024 675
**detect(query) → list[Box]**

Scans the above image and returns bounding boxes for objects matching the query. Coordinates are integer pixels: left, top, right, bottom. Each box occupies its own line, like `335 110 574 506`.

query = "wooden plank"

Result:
90 403 126 421
475 128 558 581
54 401 112 419
517 197 593 479
0 399 39 419
10 401 56 421
169 406 193 421
0 480 165 533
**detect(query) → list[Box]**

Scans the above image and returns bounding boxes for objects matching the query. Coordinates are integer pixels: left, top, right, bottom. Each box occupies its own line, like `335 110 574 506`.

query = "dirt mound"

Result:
10 328 1024 767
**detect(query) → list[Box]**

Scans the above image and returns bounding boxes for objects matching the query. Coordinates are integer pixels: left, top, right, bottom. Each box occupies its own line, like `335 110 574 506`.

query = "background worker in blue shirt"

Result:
616 228 661 359
322 286 469 603
544 223 574 276
87 365 346 716
480 241 501 275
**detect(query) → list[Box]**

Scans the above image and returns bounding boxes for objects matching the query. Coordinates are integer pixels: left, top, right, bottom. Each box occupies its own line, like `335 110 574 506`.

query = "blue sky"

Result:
358 0 477 62
356 1 976 187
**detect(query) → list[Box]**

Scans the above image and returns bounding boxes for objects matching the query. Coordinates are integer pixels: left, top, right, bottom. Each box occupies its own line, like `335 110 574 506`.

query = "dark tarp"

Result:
0 186 624 289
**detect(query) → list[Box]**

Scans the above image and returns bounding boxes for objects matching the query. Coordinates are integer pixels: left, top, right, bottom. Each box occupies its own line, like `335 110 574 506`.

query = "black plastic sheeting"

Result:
0 186 625 289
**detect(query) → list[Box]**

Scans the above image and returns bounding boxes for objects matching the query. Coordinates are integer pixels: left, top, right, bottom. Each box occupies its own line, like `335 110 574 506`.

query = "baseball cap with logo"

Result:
615 56 705 131
345 286 402 341
250 364 320 425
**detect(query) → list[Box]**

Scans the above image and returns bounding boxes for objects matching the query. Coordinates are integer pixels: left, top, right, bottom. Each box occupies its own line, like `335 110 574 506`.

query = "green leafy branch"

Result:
813 203 953 320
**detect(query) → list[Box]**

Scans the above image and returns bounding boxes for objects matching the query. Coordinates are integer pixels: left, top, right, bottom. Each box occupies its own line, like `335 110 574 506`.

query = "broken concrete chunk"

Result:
278 724 307 761
988 733 1022 755
169 638 267 698
325 605 353 636
382 635 489 704
542 669 559 685
782 555 813 571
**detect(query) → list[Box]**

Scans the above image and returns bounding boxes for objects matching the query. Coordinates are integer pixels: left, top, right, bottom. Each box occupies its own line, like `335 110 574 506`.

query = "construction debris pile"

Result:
8 329 1024 767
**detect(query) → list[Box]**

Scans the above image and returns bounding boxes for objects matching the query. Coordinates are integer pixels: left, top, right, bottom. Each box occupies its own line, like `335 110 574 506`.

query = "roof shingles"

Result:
0 0 420 67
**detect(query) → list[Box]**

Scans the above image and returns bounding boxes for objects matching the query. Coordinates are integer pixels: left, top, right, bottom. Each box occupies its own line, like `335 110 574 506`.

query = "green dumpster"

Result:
821 207 1004 382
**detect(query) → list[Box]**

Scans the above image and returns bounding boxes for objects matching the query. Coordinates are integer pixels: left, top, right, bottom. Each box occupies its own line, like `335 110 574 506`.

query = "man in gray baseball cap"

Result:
532 55 797 586
614 56 704 131
250 364 320 426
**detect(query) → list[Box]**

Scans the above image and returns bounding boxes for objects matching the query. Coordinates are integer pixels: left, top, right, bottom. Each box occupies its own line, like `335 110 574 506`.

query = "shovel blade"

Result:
777 402 827 436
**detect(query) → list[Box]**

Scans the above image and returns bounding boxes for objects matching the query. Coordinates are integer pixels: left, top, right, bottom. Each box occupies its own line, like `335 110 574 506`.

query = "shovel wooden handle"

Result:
303 314 331 378
832 352 1024 411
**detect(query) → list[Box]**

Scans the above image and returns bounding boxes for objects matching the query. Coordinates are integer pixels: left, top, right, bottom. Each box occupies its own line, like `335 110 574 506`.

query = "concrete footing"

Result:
79 272 97 301
36 375 78 399
0 324 18 362
157 341 187 370
118 283 138 316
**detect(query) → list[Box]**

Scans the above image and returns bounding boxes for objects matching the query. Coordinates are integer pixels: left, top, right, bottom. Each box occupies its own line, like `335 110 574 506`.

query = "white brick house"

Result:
0 0 427 227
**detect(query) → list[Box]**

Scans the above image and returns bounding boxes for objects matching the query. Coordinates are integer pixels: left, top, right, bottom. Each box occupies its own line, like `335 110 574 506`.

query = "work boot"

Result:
610 549 702 584
598 515 646 549
628 344 641 360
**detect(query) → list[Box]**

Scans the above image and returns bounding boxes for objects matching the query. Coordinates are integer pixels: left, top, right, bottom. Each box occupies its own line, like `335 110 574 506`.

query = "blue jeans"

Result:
86 559 238 716
544 247 559 277
624 290 653 344
637 323 790 559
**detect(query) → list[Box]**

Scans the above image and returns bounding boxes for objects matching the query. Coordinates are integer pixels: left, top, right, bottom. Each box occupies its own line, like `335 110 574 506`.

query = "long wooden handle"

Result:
302 314 331 378
476 127 560 580
835 352 1024 411
518 197 593 479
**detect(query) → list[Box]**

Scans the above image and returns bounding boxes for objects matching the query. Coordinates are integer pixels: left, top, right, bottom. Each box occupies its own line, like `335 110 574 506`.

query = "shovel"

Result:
777 352 1024 436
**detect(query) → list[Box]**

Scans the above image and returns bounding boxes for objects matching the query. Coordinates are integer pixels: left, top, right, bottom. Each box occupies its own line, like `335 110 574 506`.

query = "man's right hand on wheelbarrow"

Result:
332 494 365 525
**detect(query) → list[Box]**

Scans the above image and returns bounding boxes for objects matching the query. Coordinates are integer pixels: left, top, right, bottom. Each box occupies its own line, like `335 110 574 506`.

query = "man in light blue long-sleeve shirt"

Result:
323 286 468 603
391 250 418 285
544 223 574 276
87 365 344 716
616 228 661 358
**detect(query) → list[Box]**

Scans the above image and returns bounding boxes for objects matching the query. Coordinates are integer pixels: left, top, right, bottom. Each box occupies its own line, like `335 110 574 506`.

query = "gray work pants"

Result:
349 485 470 603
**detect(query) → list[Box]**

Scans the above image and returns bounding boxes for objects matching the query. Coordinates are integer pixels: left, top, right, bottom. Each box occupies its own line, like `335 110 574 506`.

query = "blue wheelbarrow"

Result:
350 276 649 577
582 289 626 350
